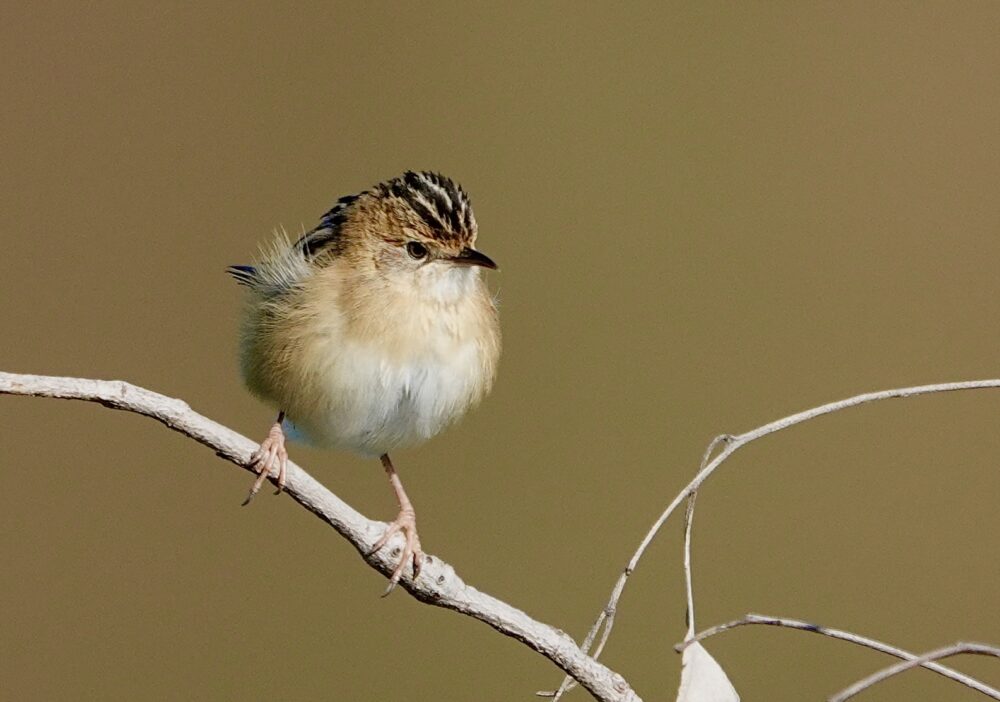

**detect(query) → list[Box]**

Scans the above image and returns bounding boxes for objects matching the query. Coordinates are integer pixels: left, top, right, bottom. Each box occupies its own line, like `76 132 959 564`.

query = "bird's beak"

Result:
449 247 498 270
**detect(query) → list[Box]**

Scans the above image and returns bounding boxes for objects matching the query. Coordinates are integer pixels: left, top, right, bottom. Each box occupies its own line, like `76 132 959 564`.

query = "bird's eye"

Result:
406 241 428 259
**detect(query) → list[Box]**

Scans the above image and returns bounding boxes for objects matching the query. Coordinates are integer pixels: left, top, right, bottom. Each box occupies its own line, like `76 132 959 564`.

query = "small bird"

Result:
229 171 500 591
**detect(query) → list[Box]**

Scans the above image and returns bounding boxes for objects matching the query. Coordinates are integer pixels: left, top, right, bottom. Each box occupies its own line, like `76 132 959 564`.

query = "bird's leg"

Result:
242 411 288 506
369 453 424 595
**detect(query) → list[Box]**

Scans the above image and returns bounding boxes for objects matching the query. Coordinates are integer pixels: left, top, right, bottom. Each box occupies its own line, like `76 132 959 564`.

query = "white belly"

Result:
287 338 484 456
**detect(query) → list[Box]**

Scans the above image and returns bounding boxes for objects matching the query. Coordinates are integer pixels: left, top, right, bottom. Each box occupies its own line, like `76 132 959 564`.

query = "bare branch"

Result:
682 434 726 642
552 380 1000 685
682 491 698 641
831 642 1000 702
0 371 640 702
679 613 1000 700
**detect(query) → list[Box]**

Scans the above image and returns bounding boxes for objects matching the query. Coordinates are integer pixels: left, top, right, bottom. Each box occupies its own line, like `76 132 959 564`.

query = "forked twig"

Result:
542 379 1000 697
678 613 1000 700
831 642 1000 701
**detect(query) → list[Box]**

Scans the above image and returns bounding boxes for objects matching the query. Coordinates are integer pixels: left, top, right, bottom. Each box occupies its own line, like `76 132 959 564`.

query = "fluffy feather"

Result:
232 176 500 457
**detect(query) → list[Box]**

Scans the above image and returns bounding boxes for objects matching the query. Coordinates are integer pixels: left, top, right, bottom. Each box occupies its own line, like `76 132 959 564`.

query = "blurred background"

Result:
2 2 999 700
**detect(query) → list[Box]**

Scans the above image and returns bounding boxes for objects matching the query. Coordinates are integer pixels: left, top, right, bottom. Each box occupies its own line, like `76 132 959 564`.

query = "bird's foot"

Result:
369 508 424 595
242 421 288 505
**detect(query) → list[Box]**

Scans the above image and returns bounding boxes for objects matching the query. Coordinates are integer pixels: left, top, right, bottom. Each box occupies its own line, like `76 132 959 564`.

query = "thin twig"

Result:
543 380 1000 694
538 437 725 700
0 371 640 702
682 491 698 640
831 642 1000 701
682 434 730 641
678 613 1000 700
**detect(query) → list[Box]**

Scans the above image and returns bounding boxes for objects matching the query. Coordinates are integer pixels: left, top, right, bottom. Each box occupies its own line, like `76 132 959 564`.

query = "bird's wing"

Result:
293 194 358 259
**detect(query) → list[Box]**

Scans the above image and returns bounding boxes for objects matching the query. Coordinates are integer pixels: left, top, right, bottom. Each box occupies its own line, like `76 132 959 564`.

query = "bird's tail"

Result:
226 264 258 287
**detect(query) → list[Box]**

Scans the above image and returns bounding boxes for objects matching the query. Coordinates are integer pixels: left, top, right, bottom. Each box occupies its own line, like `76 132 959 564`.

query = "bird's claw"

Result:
242 423 288 506
370 509 423 595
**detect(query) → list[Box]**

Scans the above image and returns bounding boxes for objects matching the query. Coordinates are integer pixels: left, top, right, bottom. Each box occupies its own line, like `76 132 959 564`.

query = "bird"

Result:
228 171 501 592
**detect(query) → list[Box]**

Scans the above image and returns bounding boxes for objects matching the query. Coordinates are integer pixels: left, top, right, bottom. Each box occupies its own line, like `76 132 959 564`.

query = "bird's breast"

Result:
284 289 499 456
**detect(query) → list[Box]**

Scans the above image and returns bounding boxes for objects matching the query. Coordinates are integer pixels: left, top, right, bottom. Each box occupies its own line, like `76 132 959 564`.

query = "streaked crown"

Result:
379 171 477 245
298 171 477 259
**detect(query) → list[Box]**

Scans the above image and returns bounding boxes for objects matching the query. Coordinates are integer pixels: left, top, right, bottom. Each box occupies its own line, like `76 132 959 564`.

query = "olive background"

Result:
2 3 999 700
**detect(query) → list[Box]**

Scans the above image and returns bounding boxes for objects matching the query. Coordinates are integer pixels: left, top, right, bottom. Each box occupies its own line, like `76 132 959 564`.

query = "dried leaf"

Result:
676 642 740 702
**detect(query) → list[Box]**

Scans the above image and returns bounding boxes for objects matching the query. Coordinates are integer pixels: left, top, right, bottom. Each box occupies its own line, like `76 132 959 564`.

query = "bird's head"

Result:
300 171 496 301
